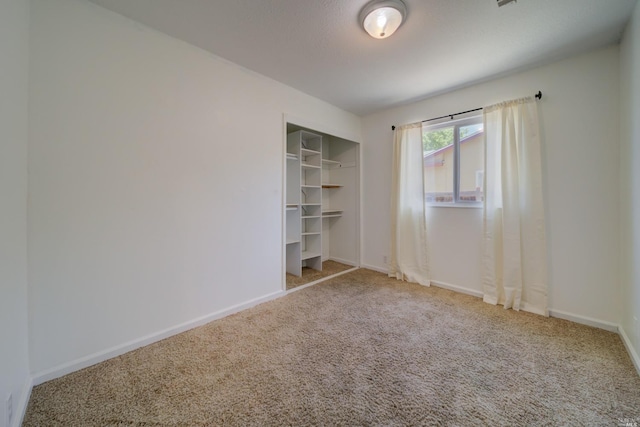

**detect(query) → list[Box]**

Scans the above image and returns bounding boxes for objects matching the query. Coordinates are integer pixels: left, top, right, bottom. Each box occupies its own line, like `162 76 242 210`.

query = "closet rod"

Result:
391 90 542 131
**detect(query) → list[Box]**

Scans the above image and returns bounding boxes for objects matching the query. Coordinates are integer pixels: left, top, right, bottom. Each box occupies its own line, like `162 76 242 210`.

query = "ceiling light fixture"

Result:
359 0 407 40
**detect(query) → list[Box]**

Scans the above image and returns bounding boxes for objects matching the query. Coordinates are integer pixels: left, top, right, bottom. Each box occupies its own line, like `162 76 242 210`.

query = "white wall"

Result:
0 0 31 425
28 0 361 376
620 1 640 361
362 46 621 325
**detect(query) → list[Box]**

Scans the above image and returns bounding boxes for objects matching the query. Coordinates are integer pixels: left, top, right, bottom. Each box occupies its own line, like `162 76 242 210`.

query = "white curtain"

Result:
482 97 548 315
389 123 431 286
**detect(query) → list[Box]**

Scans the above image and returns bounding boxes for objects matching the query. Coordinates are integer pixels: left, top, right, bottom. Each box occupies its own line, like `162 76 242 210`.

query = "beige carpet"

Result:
24 269 640 426
286 259 354 290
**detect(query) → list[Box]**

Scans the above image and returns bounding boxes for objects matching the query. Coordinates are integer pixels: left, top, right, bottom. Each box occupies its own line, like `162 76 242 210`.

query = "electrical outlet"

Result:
383 255 388 264
5 393 12 427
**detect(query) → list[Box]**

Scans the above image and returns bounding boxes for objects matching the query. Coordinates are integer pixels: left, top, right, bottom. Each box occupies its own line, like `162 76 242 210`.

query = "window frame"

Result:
422 115 484 207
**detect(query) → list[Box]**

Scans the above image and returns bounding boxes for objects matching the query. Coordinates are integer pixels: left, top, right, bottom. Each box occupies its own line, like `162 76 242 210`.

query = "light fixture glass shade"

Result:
360 0 406 39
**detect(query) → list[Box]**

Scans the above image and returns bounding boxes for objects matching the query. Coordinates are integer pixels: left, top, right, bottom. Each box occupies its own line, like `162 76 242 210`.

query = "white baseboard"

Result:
548 309 619 333
360 263 388 274
326 256 358 267
358 269 485 300
12 376 33 427
430 280 483 299
31 290 285 386
619 326 640 377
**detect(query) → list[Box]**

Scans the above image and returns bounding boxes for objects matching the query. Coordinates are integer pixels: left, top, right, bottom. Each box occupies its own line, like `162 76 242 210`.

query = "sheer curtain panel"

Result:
389 123 431 286
482 97 548 315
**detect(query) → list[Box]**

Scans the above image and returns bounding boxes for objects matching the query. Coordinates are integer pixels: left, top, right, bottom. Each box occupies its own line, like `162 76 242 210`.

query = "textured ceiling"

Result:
85 0 637 116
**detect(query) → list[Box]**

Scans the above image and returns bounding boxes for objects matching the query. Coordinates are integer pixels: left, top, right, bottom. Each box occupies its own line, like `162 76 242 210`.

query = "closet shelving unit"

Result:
285 125 360 281
286 130 323 275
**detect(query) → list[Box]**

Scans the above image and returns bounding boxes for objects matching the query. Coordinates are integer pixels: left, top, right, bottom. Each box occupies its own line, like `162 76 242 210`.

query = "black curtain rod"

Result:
391 90 542 131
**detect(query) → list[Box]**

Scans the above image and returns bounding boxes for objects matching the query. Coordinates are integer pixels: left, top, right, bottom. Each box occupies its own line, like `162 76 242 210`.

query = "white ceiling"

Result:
85 0 637 116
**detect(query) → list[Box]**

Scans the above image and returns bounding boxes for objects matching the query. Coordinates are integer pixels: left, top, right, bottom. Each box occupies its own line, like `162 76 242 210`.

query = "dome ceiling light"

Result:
359 0 407 40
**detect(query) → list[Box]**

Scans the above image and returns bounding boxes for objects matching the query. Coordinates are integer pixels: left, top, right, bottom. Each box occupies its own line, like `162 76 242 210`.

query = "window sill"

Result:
426 203 483 209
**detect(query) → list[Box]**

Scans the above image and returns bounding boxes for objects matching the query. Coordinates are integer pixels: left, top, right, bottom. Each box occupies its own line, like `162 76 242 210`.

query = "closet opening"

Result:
283 121 360 291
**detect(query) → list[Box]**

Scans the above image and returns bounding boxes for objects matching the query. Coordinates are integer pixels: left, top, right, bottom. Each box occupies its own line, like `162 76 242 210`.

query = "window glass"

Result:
459 123 484 202
423 126 454 203
422 117 483 205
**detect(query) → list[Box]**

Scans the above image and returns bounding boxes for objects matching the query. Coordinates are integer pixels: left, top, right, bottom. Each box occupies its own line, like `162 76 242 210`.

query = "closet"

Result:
284 124 359 288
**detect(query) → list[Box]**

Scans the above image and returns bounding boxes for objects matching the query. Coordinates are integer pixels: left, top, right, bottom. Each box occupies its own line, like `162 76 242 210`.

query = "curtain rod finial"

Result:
535 90 542 100
392 125 396 131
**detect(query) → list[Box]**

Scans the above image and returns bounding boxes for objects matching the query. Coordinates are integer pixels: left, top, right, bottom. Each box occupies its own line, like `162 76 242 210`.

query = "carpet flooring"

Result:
285 260 354 290
24 269 640 426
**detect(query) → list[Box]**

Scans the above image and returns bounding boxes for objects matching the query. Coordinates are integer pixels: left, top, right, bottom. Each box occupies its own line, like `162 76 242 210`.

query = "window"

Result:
422 115 484 205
